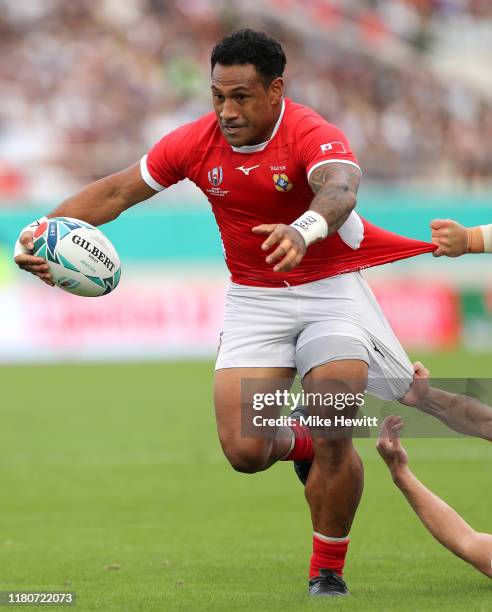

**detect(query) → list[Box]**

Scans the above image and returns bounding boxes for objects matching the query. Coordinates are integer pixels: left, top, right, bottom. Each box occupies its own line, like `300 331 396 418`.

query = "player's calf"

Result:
306 441 363 534
311 436 353 472
301 359 367 593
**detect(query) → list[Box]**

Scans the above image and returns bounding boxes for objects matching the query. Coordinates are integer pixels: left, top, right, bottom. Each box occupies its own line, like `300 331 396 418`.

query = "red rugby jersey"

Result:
141 98 434 287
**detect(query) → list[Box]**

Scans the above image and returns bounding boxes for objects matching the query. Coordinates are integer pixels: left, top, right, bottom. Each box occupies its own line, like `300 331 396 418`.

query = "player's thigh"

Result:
350 273 414 399
297 273 413 401
214 282 298 466
302 358 368 461
214 366 295 458
216 281 298 371
302 358 368 421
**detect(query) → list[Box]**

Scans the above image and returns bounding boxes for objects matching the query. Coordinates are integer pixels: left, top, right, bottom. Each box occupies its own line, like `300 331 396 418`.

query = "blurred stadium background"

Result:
1 0 491 360
1 2 491 610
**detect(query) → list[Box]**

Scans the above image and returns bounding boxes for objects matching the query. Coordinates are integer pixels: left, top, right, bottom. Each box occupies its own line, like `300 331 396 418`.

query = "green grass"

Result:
0 352 491 611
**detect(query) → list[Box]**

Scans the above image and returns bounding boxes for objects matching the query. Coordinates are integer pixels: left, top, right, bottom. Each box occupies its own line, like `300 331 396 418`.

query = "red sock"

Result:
282 421 314 462
309 533 350 578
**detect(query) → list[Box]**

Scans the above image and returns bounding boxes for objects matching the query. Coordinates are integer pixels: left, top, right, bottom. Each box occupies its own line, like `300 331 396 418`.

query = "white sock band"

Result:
290 211 328 247
480 225 492 253
314 531 349 543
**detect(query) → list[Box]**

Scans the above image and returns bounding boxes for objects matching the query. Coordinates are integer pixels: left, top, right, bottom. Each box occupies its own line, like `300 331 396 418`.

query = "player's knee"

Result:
227 452 267 474
222 442 269 474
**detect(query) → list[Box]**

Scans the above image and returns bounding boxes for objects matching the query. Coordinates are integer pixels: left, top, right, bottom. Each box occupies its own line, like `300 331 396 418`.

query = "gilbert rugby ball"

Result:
32 217 121 297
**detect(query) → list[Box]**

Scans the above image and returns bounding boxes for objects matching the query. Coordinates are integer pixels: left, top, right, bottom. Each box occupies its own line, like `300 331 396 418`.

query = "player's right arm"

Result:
377 416 492 578
49 162 157 224
15 119 194 285
14 162 157 284
431 219 492 257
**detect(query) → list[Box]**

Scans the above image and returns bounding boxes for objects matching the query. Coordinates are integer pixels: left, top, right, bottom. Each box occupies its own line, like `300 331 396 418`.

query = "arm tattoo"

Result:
309 165 335 194
308 163 360 235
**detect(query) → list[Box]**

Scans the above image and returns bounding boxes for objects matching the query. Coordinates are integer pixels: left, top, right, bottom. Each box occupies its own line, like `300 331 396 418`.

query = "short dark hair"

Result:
211 29 286 87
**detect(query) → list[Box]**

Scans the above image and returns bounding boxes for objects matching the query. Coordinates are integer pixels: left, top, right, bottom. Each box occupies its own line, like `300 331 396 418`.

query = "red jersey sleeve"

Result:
140 121 196 191
296 114 361 181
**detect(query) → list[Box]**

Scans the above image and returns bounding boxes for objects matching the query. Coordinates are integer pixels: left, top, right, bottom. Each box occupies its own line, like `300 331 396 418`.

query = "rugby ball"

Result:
32 217 121 297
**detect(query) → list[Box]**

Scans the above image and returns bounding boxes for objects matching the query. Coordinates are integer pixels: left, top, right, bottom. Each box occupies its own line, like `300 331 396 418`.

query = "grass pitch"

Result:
0 352 491 611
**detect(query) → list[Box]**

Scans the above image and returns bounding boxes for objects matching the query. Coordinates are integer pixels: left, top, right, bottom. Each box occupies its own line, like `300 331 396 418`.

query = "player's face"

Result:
211 63 283 147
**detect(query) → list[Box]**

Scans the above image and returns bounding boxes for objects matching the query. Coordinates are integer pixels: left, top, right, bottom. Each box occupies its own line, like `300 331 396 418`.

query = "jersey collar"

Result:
231 98 285 154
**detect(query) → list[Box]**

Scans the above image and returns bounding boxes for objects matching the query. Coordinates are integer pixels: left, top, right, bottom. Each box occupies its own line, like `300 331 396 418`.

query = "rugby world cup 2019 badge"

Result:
206 166 229 197
273 173 293 192
208 166 223 187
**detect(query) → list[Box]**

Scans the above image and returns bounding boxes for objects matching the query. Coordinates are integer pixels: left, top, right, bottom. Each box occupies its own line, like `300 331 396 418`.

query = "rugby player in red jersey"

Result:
14 30 435 596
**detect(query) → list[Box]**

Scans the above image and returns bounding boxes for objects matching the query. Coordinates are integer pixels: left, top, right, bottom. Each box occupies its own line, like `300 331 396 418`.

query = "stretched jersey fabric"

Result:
141 98 434 287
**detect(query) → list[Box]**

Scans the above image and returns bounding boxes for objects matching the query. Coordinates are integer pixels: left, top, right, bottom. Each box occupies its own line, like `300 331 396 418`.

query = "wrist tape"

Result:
290 211 328 246
480 224 492 253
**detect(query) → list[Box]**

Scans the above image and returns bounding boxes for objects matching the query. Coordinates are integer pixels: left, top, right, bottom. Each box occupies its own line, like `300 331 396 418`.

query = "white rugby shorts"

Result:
215 272 413 401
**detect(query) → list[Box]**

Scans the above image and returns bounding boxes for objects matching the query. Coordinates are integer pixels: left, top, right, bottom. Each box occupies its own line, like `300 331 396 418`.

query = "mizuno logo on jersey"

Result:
236 164 260 176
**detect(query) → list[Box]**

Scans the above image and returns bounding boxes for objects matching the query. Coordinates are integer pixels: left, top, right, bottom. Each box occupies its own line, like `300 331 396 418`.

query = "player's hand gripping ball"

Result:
31 218 121 297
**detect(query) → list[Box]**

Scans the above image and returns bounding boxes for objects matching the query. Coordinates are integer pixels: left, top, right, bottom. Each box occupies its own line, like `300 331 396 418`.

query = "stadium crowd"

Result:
1 0 491 202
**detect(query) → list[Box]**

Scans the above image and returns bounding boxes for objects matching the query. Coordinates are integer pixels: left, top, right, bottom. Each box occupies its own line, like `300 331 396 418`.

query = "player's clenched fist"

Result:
430 219 468 257
252 223 307 272
13 218 54 286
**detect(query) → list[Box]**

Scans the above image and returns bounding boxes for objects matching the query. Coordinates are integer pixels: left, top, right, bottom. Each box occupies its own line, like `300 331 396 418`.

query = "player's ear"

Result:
268 77 283 104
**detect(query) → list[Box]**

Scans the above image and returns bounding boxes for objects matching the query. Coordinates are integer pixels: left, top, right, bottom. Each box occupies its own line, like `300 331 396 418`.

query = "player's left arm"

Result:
253 116 361 272
307 161 360 232
252 163 360 272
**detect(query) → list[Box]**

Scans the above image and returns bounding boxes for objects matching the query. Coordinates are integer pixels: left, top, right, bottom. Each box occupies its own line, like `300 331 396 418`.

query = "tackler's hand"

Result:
399 361 431 407
430 219 467 258
376 415 409 476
